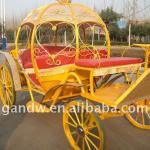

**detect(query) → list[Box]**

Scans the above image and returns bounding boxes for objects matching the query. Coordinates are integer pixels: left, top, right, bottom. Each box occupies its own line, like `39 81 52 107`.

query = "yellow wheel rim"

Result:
126 100 150 130
0 63 15 108
63 100 104 150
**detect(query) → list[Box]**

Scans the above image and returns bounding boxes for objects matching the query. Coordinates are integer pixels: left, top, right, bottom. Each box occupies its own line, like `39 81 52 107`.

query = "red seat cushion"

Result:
19 47 108 69
75 57 143 68
19 49 32 68
19 47 76 69
36 51 75 69
24 62 33 68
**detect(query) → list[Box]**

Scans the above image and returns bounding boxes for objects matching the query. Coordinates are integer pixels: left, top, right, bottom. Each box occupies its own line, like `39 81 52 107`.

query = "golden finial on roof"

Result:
56 0 72 4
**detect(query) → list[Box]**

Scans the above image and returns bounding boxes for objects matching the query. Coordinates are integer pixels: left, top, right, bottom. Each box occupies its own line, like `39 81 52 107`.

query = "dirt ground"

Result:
0 92 150 150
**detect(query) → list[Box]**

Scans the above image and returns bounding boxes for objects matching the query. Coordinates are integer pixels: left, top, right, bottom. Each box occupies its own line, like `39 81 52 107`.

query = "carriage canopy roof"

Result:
22 1 101 26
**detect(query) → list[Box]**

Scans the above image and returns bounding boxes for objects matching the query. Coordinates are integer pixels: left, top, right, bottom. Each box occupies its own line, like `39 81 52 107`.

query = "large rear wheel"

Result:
0 62 16 108
63 100 104 150
126 99 150 129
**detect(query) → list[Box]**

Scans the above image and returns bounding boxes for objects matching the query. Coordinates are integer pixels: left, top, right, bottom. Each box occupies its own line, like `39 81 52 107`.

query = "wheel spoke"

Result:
6 85 12 88
74 107 81 125
84 113 91 125
1 71 5 84
67 112 78 126
81 108 84 126
147 106 150 111
82 137 85 150
87 125 97 130
2 68 6 83
76 135 80 144
135 112 140 121
65 121 77 128
0 92 6 105
0 78 3 84
141 112 145 125
86 131 100 140
6 88 13 105
71 131 78 136
6 78 11 86
6 88 13 96
6 91 13 106
146 111 150 120
86 135 99 150
85 136 91 150
5 74 11 86
5 92 9 105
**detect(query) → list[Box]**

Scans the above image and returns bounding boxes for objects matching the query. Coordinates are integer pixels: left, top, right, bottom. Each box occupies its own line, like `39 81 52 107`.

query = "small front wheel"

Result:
63 100 104 150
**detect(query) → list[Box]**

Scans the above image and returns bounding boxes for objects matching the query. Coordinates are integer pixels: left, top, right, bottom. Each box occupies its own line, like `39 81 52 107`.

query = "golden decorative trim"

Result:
56 0 72 4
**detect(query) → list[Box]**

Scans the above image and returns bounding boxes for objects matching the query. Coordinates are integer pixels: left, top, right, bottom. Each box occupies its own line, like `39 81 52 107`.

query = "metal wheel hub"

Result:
2 84 6 91
77 126 85 137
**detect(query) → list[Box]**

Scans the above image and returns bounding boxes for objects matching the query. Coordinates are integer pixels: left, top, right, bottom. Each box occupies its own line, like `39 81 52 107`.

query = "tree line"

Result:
100 7 150 45
0 7 150 45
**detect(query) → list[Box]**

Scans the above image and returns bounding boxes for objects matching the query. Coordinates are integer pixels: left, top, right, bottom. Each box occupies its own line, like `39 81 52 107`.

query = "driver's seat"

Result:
75 57 143 68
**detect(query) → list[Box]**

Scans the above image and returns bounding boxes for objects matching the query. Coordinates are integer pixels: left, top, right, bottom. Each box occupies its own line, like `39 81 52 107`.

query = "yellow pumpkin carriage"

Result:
0 0 150 150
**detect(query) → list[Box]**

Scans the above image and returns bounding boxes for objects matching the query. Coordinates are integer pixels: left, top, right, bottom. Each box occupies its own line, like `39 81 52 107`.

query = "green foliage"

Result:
1 7 150 45
6 29 15 43
101 7 122 24
131 23 150 37
100 7 150 44
100 7 124 41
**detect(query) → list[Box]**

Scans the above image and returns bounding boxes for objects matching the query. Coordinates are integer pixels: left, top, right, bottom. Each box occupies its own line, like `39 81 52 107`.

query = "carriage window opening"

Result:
35 22 76 58
56 25 75 46
36 23 54 46
79 23 106 48
18 25 32 50
36 23 75 46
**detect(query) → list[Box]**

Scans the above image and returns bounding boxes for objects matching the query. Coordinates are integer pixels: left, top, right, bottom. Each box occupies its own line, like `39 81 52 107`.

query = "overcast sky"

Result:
3 0 150 25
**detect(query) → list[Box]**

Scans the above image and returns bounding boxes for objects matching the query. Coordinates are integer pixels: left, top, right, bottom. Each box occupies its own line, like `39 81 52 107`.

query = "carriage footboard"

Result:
81 69 150 108
115 69 150 107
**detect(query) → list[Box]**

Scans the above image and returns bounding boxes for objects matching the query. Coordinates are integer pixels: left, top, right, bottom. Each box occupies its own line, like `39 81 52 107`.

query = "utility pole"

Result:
93 0 96 10
128 0 138 47
132 0 138 20
0 0 7 50
0 0 3 38
104 0 106 9
129 22 131 47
